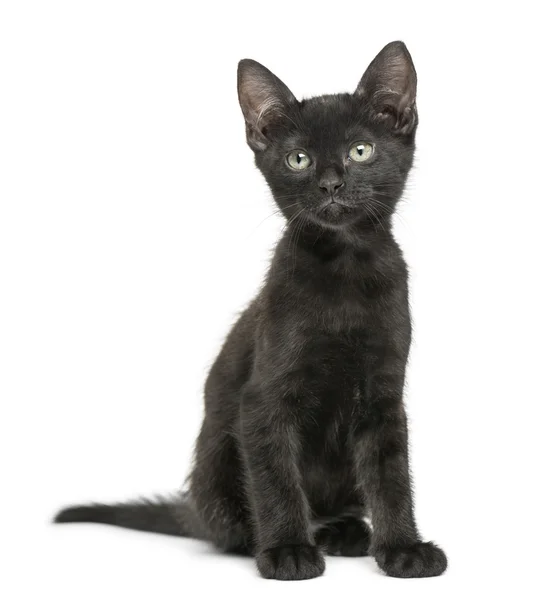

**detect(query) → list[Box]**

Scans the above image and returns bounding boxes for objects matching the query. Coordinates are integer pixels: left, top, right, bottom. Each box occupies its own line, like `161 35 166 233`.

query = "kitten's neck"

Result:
284 216 393 254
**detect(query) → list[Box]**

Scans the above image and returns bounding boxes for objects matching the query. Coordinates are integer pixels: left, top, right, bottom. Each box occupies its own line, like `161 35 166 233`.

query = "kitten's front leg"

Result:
354 371 447 578
240 382 325 581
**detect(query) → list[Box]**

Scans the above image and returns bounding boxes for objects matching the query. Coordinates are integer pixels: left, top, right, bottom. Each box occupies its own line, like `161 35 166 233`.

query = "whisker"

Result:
246 201 302 239
284 207 307 277
290 211 310 278
362 203 387 234
369 197 411 231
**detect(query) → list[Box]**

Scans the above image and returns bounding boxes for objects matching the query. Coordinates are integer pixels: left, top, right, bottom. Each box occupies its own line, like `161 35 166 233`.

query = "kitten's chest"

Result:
276 269 389 388
300 270 385 333
291 328 372 417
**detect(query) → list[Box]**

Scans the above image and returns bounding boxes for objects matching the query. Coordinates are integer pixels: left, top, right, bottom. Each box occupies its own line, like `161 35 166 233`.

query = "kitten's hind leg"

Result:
315 514 372 557
189 422 254 555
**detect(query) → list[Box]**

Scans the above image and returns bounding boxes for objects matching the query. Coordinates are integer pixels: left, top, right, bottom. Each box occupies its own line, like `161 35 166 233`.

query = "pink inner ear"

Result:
237 60 297 136
355 42 417 134
374 102 417 135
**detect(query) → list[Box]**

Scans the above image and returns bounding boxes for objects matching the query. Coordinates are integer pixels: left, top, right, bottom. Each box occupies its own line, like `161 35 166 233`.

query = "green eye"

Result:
286 150 311 170
348 142 374 162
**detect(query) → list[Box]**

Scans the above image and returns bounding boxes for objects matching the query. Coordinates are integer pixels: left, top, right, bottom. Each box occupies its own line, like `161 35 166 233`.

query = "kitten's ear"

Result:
355 41 417 135
238 59 298 151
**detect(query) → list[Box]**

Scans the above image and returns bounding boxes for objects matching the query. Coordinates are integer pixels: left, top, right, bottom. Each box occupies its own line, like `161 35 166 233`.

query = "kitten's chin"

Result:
310 202 363 229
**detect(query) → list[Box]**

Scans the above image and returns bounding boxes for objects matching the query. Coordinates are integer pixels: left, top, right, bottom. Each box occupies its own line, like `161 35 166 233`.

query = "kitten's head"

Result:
237 41 417 230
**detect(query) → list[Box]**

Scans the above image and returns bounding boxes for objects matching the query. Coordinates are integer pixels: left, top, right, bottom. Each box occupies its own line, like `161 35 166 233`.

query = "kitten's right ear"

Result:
237 59 298 152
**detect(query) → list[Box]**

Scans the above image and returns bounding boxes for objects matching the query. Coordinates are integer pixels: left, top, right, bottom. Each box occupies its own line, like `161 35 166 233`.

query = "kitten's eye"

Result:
348 142 374 162
286 150 312 171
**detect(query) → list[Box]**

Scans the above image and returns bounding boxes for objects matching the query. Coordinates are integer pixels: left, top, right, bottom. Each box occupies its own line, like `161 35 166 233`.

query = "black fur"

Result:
55 41 447 580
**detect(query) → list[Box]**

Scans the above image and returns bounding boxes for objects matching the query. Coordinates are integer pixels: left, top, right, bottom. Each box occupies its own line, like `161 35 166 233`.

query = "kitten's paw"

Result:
316 517 371 556
374 541 447 578
256 544 325 580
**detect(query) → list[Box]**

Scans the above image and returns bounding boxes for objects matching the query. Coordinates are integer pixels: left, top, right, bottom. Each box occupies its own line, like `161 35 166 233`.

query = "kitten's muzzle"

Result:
318 167 344 196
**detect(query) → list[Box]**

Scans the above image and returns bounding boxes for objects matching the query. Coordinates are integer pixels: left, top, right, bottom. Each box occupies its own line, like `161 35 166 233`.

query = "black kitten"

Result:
55 41 447 581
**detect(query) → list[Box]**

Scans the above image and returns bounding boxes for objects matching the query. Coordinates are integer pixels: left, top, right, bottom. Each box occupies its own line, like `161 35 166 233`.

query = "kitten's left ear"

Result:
237 59 298 152
355 41 418 135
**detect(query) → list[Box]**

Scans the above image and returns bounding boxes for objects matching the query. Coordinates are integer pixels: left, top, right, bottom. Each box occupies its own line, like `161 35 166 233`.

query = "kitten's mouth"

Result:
313 198 360 226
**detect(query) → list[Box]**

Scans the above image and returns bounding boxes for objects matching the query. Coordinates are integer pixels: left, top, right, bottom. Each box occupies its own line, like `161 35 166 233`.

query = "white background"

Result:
1 1 555 598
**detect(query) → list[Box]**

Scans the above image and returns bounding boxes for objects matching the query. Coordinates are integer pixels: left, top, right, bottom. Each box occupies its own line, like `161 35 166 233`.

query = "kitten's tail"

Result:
53 493 205 539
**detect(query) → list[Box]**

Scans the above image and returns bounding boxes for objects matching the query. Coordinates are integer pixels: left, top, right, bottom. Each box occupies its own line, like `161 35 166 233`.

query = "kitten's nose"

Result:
319 168 344 195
